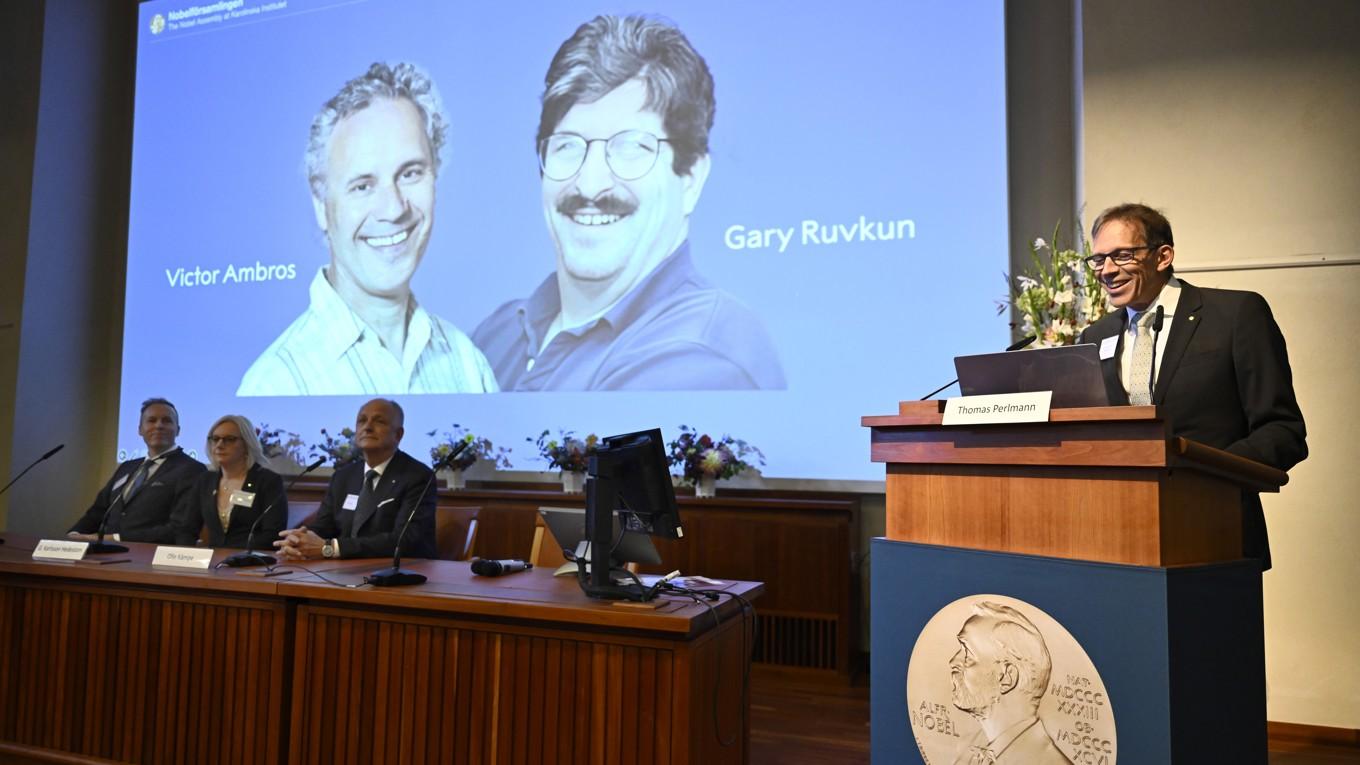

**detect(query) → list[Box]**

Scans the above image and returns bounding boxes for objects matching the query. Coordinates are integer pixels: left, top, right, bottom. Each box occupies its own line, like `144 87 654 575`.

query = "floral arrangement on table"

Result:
308 427 359 467
667 425 765 486
426 425 514 472
999 222 1111 347
530 429 599 473
255 423 307 466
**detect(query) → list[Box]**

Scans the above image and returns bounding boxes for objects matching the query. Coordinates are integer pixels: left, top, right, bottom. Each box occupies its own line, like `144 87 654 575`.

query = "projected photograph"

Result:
123 0 1008 480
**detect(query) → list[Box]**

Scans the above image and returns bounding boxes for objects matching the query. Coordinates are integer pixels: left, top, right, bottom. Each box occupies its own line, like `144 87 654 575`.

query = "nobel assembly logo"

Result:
150 14 166 34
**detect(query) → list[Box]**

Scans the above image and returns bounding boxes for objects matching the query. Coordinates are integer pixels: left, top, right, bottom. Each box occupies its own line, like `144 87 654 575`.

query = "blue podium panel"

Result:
871 538 1264 764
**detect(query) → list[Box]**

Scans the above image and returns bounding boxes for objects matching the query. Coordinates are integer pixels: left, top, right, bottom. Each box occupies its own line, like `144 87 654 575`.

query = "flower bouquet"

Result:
427 425 513 489
308 427 360 468
999 222 1111 346
255 422 307 473
667 425 764 498
530 429 598 493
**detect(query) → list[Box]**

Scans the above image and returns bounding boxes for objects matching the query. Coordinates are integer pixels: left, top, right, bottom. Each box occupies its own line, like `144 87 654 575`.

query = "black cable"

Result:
270 563 368 589
662 584 757 749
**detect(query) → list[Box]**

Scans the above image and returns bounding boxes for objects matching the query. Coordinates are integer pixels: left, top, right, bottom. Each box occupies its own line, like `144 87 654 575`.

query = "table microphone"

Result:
471 559 533 577
219 457 326 568
0 444 64 496
918 335 1036 400
366 440 468 587
0 444 63 546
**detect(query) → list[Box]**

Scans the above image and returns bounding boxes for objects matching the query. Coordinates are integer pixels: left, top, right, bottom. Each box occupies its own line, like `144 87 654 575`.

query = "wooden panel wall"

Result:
289 604 746 765
0 581 289 765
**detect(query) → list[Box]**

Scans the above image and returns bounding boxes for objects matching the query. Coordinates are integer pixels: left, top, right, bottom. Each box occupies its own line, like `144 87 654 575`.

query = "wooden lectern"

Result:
862 401 1288 566
864 400 1289 763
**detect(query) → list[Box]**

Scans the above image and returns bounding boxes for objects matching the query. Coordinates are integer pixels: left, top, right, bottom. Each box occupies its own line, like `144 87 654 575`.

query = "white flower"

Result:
1080 295 1097 317
1017 275 1039 290
1033 238 1047 250
1054 289 1075 305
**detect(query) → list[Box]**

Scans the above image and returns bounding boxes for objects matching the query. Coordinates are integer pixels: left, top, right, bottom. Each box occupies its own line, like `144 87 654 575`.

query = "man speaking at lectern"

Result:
1076 203 1307 568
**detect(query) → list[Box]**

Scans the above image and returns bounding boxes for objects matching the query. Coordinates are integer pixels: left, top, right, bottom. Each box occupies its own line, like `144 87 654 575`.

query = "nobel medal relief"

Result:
906 595 1116 765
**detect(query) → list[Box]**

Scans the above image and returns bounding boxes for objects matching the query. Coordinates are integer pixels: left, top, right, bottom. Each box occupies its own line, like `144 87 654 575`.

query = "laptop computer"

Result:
537 506 663 575
954 343 1110 408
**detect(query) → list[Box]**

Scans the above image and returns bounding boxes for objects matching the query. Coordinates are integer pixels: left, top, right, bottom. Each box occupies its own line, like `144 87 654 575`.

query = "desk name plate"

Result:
152 545 214 570
942 391 1052 426
33 539 89 561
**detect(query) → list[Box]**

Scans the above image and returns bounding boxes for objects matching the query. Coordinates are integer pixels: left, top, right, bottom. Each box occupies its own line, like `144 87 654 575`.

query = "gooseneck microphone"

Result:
366 440 469 587
0 444 64 545
0 444 64 496
470 559 533 577
1146 304 1165 405
919 335 1036 400
219 457 326 568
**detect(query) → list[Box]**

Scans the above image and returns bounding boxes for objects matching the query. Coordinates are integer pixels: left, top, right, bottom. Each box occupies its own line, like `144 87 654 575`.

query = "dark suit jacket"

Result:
308 450 436 559
172 463 288 549
69 448 206 543
1077 280 1307 568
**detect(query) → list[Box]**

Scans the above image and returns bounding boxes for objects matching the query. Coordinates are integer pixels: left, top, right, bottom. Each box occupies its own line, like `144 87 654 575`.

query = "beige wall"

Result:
1083 0 1360 728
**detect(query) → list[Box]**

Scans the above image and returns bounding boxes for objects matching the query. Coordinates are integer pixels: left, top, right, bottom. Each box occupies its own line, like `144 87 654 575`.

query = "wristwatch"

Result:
322 539 338 559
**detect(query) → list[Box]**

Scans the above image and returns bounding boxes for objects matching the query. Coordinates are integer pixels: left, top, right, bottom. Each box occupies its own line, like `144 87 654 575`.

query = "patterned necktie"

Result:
1128 310 1154 405
353 469 379 537
108 459 153 535
123 459 153 501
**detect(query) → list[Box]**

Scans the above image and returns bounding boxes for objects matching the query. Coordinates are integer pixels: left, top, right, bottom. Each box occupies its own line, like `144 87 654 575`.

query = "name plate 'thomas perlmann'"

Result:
942 392 1052 427
906 594 1117 764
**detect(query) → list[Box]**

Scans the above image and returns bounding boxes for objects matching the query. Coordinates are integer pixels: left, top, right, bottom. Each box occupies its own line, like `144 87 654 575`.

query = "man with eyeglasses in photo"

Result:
1076 203 1307 569
472 15 785 390
68 397 206 544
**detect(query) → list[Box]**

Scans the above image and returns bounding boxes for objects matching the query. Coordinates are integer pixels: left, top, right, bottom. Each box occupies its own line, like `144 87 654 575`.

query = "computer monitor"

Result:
580 427 682 601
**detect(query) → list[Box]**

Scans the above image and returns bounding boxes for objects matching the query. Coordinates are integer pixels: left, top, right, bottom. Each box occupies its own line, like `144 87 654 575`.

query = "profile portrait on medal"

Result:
237 61 498 396
471 14 786 391
947 602 1072 764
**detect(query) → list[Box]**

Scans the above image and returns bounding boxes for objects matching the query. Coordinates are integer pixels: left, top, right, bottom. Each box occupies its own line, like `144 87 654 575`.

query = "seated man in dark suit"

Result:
1076 203 1307 569
68 397 206 543
274 398 436 560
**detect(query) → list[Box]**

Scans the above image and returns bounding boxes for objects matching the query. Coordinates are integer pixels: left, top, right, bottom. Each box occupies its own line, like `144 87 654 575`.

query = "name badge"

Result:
229 490 256 507
342 493 360 511
33 539 89 561
942 391 1052 426
152 545 213 570
1099 335 1118 360
112 474 129 491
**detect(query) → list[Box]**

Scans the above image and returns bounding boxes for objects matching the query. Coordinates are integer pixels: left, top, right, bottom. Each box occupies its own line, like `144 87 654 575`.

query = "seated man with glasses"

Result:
472 14 786 390
68 397 206 544
1076 203 1307 569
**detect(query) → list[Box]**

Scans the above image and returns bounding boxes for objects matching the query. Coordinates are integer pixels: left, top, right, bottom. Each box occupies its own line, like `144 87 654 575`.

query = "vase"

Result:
442 467 467 491
695 474 717 498
561 470 585 494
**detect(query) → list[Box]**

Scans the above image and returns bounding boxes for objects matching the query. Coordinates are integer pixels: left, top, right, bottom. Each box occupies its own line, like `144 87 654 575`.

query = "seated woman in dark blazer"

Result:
174 414 288 549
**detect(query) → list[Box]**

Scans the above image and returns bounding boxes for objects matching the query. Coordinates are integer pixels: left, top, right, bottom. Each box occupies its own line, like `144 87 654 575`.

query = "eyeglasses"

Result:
538 130 671 181
208 435 241 446
1085 245 1157 269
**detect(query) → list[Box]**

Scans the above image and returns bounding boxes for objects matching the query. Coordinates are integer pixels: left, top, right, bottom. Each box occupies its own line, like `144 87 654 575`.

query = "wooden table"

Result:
0 534 761 765
288 481 861 681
